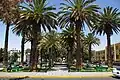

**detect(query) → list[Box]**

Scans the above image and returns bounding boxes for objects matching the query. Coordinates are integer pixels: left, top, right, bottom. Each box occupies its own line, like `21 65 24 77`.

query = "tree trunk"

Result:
75 21 82 70
36 49 39 65
51 47 54 67
21 32 25 64
68 47 72 72
31 32 38 71
107 34 112 68
88 44 92 63
48 48 51 69
30 39 33 71
81 44 84 62
3 22 10 68
40 49 42 67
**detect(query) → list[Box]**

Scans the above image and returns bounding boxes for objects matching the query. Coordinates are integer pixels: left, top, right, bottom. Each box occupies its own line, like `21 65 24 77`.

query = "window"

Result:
116 55 119 59
116 46 118 50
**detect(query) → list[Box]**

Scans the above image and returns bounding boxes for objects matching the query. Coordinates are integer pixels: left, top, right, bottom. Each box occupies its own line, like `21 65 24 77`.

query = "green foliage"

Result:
92 6 120 67
15 0 57 31
10 52 19 63
39 31 61 50
61 27 75 49
85 33 100 46
92 6 120 36
58 0 100 29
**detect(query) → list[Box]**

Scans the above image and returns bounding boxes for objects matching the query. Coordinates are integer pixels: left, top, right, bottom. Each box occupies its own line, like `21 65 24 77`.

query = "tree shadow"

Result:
9 76 29 80
60 67 68 70
112 76 120 79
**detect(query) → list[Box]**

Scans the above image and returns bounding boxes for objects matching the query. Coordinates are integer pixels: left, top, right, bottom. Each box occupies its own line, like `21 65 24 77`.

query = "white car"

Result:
112 68 120 77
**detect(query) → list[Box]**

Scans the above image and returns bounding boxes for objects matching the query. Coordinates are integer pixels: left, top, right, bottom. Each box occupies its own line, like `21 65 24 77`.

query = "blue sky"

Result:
0 0 120 51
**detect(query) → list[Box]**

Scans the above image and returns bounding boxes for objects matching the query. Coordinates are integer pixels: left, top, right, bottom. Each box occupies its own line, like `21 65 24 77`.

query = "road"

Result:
0 77 120 80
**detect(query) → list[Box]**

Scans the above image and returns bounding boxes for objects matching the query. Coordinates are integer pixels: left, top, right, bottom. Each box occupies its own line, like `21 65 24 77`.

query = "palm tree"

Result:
12 7 32 64
58 0 99 70
85 33 100 63
12 26 28 64
21 32 25 64
16 0 58 71
0 10 11 68
3 22 10 68
61 27 75 71
92 6 120 68
39 31 60 69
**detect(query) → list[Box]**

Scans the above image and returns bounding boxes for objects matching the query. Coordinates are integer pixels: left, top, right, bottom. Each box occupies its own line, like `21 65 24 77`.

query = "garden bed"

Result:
70 65 112 72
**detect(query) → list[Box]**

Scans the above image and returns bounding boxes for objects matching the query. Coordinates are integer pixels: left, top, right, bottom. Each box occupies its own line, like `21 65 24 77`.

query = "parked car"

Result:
112 68 120 77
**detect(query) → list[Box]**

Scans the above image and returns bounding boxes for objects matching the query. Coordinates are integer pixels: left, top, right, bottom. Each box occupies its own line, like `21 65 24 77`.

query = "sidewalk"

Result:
0 72 113 78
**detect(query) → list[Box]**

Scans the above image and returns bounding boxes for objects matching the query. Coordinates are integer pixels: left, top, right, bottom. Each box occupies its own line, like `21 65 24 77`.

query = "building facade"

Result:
92 42 120 62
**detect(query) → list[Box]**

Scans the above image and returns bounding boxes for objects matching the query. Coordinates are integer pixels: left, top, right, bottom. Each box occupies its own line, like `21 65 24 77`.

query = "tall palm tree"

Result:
12 26 28 64
85 33 100 63
58 0 99 70
21 32 25 64
92 6 120 68
3 22 10 68
16 0 57 71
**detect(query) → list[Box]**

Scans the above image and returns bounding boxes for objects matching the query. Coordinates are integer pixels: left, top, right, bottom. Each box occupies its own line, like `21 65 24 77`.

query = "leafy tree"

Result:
10 52 19 63
0 0 21 68
92 6 120 67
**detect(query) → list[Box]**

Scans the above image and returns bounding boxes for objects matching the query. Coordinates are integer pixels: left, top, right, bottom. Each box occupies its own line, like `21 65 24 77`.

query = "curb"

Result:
0 75 113 78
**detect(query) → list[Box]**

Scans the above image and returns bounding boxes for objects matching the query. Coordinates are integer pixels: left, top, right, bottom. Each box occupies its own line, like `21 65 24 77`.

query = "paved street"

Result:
0 77 120 80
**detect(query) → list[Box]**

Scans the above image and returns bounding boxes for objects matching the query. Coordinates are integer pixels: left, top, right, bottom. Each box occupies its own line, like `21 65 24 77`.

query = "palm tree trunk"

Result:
75 21 82 70
30 39 33 71
48 48 51 69
67 48 70 71
81 44 84 62
21 32 25 64
3 22 10 68
40 49 42 67
32 32 38 71
51 47 54 67
107 34 112 68
88 44 92 63
68 47 72 72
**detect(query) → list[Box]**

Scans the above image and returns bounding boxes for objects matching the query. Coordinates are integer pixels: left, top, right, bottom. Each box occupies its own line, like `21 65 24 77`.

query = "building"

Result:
110 43 120 61
8 48 31 64
93 50 105 62
9 49 21 62
92 42 120 62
